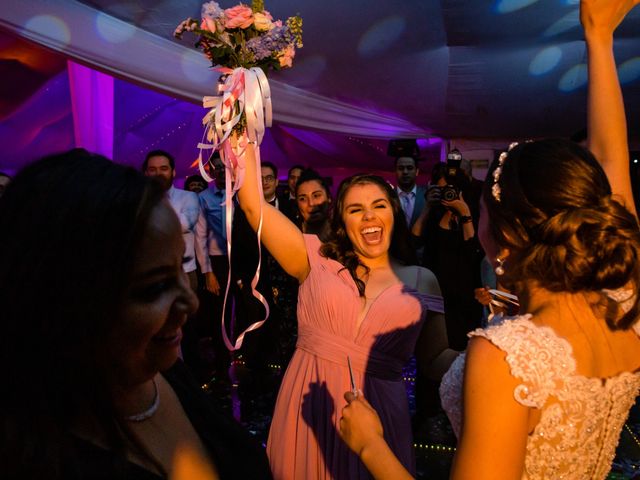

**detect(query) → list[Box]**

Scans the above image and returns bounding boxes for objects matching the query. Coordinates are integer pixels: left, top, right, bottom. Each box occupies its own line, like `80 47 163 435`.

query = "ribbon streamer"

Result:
197 67 273 351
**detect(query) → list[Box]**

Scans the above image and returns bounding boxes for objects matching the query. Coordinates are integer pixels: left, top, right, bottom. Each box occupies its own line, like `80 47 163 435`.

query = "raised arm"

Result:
583 0 639 216
236 143 310 281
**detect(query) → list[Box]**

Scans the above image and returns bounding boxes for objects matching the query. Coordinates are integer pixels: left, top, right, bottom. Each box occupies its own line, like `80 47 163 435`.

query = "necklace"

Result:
125 378 160 422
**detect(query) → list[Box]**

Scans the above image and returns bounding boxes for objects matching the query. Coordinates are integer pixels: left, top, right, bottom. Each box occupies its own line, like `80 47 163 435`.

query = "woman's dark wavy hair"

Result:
320 174 417 295
0 149 166 477
483 138 640 330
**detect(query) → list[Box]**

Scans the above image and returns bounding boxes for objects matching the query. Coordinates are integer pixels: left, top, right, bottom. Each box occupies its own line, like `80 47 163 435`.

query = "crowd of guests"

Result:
0 1 638 479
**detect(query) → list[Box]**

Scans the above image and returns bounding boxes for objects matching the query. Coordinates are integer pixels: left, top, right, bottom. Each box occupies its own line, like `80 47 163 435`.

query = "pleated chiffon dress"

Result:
267 235 444 479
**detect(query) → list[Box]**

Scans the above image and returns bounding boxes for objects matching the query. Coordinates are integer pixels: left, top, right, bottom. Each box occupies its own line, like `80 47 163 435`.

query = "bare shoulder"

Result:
466 335 508 368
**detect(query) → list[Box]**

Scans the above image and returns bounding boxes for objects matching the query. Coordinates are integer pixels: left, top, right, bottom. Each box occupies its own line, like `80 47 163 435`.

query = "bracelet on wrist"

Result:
460 215 473 224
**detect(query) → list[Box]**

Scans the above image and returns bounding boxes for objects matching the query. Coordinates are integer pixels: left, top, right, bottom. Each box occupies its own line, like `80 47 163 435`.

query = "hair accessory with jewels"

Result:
602 288 636 315
491 142 519 202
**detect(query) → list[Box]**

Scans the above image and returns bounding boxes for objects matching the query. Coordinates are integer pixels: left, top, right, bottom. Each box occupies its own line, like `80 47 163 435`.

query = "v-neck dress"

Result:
266 235 444 479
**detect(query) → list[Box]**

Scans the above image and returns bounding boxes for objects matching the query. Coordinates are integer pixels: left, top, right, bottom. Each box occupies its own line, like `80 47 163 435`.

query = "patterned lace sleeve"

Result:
469 315 576 409
439 353 466 439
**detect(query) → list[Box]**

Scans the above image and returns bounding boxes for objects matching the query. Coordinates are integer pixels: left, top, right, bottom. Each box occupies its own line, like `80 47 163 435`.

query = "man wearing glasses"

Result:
260 162 280 207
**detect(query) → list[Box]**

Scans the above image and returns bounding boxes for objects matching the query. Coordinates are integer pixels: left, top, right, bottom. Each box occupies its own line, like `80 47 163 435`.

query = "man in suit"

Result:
395 156 426 229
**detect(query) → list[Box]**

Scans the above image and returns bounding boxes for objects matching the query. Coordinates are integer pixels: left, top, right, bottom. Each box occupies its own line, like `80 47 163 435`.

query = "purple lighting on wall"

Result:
67 60 114 158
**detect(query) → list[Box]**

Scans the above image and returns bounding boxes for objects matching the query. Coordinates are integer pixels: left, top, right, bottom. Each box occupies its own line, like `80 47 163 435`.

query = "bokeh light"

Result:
529 46 562 75
619 57 640 84
357 16 406 58
24 15 70 47
543 10 579 37
495 0 541 14
558 63 587 92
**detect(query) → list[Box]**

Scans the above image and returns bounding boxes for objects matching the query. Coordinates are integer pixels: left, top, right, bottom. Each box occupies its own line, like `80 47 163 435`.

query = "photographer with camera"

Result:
412 156 484 350
409 153 483 438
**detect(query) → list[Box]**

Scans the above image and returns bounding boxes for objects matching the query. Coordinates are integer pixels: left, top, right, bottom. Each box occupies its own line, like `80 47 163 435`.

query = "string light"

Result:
413 443 456 453
125 99 178 132
624 423 640 451
347 136 386 154
137 121 189 156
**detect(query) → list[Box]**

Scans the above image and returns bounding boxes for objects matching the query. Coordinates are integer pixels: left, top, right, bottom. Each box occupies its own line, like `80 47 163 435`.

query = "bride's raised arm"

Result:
583 0 639 216
236 143 310 281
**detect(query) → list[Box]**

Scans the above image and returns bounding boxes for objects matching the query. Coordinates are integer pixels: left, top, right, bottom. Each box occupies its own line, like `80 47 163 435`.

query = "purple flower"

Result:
246 26 290 60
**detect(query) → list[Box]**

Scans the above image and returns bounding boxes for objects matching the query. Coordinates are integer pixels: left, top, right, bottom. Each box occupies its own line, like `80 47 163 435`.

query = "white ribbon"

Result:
197 67 273 352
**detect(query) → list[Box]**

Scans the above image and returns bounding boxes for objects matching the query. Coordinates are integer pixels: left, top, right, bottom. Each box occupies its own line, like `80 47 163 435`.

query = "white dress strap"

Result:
469 315 576 408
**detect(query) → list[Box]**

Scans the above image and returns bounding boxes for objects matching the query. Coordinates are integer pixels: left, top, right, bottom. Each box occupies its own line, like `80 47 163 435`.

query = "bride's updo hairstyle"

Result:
483 138 640 330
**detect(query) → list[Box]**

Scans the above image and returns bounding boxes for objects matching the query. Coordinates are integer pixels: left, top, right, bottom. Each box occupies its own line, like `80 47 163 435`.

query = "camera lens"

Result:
441 186 459 202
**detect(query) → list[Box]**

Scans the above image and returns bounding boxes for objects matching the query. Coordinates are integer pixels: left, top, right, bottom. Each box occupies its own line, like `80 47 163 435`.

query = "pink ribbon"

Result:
196 68 273 351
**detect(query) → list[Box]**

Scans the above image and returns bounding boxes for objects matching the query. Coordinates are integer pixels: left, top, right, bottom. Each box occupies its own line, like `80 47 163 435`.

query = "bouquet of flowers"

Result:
174 1 302 352
174 0 303 72
175 0 303 173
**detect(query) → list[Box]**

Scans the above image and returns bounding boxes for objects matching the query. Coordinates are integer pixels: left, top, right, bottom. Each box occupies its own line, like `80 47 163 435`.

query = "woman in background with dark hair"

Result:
415 162 484 350
237 156 455 478
0 149 271 479
295 168 333 241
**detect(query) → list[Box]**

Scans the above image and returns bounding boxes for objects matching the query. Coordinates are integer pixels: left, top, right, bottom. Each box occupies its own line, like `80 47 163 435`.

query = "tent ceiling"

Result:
1 1 639 178
79 0 640 139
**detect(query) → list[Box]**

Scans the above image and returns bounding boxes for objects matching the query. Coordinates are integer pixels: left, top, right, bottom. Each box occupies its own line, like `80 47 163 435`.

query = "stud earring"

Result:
495 257 505 276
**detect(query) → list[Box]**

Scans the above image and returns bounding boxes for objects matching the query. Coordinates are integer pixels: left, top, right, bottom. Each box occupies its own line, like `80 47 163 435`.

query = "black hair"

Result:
184 174 207 191
295 168 331 198
261 161 278 178
320 174 417 296
394 156 418 169
143 149 175 172
570 128 588 144
288 164 305 176
0 148 166 477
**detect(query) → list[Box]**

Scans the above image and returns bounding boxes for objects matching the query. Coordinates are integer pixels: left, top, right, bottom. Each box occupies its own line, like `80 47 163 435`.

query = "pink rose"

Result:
200 17 217 33
278 45 295 68
224 5 253 29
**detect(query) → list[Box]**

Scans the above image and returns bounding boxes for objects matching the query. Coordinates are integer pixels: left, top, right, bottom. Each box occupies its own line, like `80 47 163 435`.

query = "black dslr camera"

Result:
439 150 462 201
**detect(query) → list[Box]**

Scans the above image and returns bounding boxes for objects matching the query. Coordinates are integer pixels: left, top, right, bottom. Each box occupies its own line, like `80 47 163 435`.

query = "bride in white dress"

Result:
337 1 640 479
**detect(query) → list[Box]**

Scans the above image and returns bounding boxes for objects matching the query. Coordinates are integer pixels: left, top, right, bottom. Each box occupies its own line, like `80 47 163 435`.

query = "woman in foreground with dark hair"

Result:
237 150 456 478
0 149 271 479
338 1 640 479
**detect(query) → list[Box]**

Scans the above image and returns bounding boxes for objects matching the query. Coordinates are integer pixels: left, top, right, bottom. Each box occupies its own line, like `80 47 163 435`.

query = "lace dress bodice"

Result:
440 315 640 479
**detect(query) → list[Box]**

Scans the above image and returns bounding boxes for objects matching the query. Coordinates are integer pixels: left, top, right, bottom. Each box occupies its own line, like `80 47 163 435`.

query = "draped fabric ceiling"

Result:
1 0 639 186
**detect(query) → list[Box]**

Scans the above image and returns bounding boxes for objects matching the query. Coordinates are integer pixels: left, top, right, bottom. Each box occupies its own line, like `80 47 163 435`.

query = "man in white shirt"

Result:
143 150 202 291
